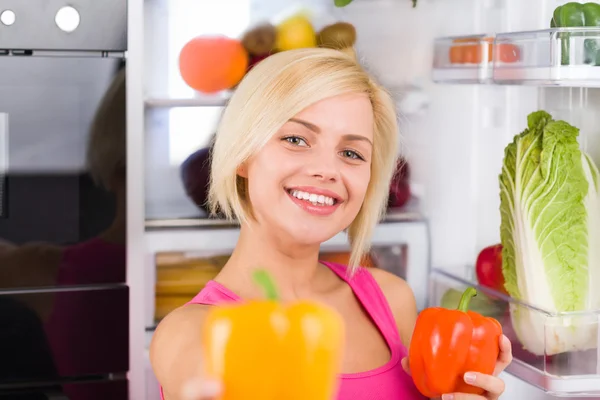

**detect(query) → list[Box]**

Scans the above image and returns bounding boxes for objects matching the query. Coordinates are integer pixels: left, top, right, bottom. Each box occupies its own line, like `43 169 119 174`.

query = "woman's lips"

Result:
286 188 342 216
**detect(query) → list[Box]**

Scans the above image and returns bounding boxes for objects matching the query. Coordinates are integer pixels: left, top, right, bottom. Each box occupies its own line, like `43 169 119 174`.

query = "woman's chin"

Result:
283 228 340 249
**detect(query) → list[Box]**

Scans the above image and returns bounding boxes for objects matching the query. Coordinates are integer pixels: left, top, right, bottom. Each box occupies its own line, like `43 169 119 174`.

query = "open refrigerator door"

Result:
429 0 600 398
132 0 600 398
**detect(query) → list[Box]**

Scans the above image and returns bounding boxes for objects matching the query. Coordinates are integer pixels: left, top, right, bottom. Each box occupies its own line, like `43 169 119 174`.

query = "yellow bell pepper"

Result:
202 270 345 400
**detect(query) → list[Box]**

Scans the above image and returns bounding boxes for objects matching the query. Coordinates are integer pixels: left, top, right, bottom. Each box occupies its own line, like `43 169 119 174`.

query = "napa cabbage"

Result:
499 110 600 356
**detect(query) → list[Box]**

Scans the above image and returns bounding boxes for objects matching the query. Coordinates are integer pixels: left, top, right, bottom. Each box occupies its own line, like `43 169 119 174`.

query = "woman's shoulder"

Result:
365 268 418 347
150 303 212 398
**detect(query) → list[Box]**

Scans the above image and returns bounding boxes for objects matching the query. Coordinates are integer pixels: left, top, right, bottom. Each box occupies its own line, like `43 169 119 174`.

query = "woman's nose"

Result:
307 153 340 182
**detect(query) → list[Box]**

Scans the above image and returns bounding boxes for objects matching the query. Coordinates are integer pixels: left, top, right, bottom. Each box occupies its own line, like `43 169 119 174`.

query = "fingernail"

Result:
464 372 476 383
442 394 454 400
502 334 509 344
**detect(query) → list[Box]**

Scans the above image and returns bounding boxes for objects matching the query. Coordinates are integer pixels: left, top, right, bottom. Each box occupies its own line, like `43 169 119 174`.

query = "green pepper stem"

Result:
457 287 477 312
252 270 279 301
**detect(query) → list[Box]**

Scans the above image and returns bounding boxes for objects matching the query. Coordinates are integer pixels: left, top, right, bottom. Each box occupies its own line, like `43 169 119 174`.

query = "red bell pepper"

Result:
408 287 503 398
476 244 508 295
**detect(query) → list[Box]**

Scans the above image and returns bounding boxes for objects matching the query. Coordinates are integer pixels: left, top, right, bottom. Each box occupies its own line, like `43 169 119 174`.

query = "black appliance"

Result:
0 1 128 399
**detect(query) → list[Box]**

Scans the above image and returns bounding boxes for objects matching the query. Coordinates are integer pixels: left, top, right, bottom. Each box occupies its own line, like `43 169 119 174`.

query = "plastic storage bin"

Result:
493 28 600 87
433 34 496 83
429 268 600 397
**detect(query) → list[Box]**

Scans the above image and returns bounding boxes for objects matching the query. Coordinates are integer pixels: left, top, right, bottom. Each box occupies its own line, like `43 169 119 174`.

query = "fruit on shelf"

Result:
242 23 277 56
275 14 317 51
440 288 506 318
449 37 520 64
179 36 248 93
317 22 357 49
475 244 507 295
247 53 269 72
388 159 411 209
180 145 213 215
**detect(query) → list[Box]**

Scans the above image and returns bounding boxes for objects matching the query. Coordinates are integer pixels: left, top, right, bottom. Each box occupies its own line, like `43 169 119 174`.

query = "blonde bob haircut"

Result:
209 47 400 273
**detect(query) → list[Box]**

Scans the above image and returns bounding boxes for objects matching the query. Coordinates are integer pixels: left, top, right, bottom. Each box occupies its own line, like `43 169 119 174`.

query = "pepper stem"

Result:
457 287 477 312
252 270 279 301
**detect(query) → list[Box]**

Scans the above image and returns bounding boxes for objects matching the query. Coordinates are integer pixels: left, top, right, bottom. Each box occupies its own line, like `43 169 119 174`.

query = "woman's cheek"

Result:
346 169 371 209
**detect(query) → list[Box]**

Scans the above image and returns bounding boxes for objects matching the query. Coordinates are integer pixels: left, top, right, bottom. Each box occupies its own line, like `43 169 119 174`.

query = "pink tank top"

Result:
164 262 427 400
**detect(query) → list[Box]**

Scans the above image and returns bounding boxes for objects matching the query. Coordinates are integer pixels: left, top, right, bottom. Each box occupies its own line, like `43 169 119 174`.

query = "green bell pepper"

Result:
551 2 600 65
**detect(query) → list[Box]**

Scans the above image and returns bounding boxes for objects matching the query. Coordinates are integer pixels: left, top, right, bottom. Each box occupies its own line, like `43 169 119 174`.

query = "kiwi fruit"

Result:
317 22 357 49
242 23 276 56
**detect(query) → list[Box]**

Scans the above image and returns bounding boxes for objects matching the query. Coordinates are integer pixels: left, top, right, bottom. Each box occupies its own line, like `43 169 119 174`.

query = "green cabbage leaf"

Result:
499 110 600 355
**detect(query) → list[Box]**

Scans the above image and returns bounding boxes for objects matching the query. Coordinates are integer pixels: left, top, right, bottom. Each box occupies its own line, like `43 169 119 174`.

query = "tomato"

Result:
495 43 520 63
475 244 507 294
449 37 520 64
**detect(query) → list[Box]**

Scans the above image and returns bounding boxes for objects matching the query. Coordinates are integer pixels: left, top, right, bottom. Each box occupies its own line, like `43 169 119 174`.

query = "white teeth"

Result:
290 190 335 206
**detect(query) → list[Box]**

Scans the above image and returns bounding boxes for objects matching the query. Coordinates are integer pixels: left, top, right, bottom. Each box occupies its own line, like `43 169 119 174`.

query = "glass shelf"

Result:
145 92 231 108
144 196 426 230
433 28 600 87
430 268 600 397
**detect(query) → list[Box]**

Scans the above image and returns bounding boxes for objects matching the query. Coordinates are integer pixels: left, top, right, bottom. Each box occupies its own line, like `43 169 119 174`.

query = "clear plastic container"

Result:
493 28 600 87
432 34 497 84
429 268 600 397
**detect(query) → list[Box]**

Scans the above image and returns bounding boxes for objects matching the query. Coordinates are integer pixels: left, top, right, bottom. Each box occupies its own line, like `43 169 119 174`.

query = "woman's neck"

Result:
219 222 328 301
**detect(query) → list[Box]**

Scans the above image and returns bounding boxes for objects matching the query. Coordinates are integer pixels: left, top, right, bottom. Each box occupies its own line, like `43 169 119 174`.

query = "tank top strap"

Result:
187 280 242 306
321 261 402 347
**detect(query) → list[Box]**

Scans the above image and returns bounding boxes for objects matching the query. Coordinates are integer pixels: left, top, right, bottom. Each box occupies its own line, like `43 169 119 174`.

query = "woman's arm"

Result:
150 304 220 400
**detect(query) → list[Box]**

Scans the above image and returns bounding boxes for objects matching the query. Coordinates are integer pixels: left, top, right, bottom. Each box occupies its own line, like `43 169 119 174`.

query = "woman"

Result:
150 47 512 400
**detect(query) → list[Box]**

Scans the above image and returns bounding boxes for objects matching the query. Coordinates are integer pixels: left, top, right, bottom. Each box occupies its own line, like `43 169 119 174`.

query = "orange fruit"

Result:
179 36 249 93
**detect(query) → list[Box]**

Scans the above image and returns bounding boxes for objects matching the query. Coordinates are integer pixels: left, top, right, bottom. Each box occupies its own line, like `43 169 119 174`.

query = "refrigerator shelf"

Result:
434 28 600 87
144 204 425 230
145 91 231 108
430 268 600 397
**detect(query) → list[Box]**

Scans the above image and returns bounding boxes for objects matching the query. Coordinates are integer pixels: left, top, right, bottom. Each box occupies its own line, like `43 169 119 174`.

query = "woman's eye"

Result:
341 149 364 160
284 136 308 147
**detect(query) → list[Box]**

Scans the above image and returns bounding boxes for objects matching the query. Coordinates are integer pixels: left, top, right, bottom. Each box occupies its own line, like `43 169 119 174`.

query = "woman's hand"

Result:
401 334 513 400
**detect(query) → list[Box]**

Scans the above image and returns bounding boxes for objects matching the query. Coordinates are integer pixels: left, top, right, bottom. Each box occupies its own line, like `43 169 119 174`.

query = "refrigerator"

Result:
0 2 129 398
130 0 600 398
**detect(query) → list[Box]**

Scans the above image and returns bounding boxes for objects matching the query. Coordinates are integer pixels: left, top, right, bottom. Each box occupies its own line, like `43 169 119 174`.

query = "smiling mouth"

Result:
285 188 339 207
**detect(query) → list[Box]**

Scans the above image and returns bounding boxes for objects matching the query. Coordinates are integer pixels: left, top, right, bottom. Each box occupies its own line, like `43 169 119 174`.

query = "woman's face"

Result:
242 93 374 247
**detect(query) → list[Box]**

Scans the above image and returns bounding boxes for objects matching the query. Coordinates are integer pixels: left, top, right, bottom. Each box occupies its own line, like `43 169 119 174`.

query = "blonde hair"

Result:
87 68 126 190
209 48 399 272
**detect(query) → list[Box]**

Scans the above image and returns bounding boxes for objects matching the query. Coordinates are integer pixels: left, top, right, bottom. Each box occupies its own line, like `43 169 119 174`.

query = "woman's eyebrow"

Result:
288 118 320 133
288 118 373 146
